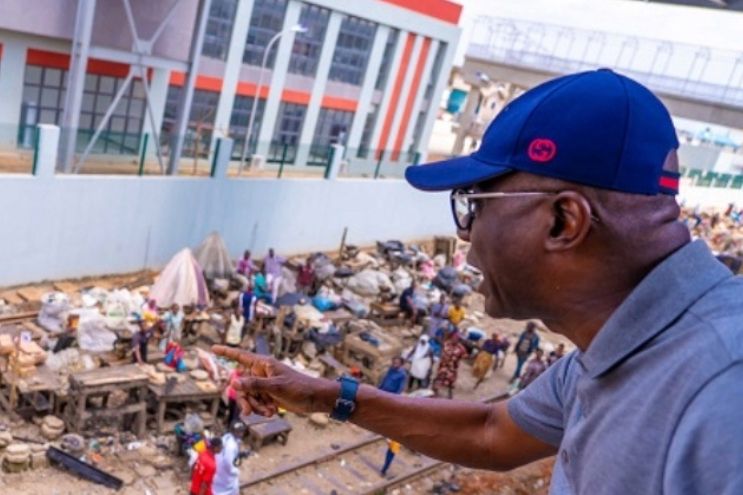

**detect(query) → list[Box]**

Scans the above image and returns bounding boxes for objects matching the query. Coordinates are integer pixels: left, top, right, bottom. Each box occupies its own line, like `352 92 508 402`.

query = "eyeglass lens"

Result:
453 194 472 230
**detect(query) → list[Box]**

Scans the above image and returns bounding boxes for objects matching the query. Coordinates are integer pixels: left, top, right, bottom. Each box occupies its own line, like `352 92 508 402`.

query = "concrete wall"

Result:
0 169 739 287
0 174 452 286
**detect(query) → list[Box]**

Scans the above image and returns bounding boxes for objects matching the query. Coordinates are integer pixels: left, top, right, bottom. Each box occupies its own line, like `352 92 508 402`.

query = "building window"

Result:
229 94 266 158
424 42 447 100
328 16 376 86
161 86 220 158
408 109 427 156
202 0 238 60
357 103 378 158
310 108 352 165
375 29 399 90
270 102 306 163
19 65 145 154
244 0 288 68
288 4 330 77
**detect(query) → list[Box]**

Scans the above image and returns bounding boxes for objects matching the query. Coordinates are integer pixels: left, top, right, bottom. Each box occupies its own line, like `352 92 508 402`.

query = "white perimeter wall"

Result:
0 176 452 287
0 173 737 287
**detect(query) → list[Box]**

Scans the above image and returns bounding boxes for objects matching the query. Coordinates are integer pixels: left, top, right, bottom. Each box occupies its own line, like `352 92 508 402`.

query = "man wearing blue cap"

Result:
212 70 743 494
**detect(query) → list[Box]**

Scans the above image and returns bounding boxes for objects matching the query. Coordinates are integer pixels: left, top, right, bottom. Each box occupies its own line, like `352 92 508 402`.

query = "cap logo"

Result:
528 138 557 163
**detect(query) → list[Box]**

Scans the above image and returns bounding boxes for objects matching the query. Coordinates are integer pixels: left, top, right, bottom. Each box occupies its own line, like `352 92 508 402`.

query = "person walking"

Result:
190 437 222 495
432 330 468 399
213 422 247 495
510 322 540 382
406 335 434 391
518 349 547 390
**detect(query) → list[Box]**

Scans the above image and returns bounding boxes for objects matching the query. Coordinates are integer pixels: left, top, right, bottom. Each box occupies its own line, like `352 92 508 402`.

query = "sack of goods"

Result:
40 415 65 440
3 443 31 473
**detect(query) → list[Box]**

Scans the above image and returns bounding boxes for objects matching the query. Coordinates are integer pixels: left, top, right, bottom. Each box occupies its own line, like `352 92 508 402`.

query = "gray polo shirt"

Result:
508 240 743 494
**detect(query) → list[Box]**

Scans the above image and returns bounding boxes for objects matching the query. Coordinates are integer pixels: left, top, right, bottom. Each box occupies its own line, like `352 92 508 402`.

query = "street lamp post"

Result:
239 24 306 174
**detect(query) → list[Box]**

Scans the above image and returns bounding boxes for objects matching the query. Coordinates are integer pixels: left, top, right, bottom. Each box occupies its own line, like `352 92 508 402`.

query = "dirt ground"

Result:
1 279 565 494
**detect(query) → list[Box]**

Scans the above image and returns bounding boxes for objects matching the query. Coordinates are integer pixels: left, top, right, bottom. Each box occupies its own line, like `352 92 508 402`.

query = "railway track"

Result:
241 391 509 495
0 311 40 325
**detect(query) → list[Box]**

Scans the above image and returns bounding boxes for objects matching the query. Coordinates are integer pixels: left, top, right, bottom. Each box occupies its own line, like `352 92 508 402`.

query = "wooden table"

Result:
65 364 149 438
148 376 221 435
0 365 62 416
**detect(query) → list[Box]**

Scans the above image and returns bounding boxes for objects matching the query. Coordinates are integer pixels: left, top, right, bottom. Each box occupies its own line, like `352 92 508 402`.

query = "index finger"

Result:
212 345 264 367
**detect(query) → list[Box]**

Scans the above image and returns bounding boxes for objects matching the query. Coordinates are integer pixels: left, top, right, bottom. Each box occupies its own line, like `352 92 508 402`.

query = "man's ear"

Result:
545 191 593 251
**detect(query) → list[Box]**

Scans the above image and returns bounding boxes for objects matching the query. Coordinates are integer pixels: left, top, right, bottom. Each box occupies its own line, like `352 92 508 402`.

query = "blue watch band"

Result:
330 376 359 422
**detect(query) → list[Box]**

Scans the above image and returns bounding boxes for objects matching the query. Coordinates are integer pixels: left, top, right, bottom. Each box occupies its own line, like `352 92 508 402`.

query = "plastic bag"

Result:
38 292 71 334
347 269 394 297
75 308 117 353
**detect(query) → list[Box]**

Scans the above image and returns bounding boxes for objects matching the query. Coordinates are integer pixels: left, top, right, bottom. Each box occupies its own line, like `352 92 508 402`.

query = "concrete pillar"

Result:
294 11 342 167
141 67 171 157
345 26 389 154
414 41 457 163
400 39 438 158
368 30 406 160
59 0 96 173
34 124 60 178
167 0 213 175
210 0 255 153
0 38 27 149
387 35 422 161
326 143 344 180
255 0 302 158
210 137 234 180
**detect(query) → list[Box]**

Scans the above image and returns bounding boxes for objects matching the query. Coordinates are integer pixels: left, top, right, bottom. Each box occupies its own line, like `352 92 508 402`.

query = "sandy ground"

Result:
1 290 565 495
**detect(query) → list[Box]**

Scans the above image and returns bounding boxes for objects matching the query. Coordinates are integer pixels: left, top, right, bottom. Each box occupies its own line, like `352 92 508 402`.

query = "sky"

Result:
453 0 743 66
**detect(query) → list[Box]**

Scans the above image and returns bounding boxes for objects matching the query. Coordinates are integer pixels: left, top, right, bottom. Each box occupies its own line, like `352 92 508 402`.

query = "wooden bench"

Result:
247 417 292 450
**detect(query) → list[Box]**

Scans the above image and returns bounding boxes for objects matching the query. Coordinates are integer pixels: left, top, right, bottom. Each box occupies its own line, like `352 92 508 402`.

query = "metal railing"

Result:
468 17 743 108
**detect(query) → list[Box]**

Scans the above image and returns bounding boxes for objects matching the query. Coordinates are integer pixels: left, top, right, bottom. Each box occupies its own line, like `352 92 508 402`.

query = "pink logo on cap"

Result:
528 138 557 163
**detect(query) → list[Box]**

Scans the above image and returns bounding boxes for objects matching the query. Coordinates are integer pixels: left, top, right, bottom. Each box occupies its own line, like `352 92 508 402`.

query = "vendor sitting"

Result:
132 317 155 364
53 314 80 353
252 267 273 304
399 280 422 325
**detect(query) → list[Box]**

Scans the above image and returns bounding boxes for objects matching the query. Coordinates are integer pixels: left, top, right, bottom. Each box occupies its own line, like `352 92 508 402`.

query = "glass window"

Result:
202 0 238 60
357 103 378 158
243 0 288 68
408 109 427 154
19 64 147 154
25 66 42 85
160 86 220 158
229 94 266 157
310 107 352 164
424 42 447 100
43 68 62 87
288 4 330 77
270 102 306 163
329 16 376 86
375 29 399 90
41 88 60 108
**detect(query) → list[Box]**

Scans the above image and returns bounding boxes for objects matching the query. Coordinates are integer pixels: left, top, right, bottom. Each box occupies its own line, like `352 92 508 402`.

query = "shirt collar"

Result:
578 240 732 379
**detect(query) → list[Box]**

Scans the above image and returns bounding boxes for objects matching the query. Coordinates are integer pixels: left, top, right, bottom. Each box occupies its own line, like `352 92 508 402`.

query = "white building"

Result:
0 0 462 174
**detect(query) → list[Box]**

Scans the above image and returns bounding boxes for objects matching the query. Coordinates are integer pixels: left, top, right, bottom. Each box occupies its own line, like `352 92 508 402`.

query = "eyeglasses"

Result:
450 189 600 231
450 189 555 231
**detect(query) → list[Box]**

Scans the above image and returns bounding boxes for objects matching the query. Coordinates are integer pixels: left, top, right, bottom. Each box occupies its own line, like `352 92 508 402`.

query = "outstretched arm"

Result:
213 346 556 471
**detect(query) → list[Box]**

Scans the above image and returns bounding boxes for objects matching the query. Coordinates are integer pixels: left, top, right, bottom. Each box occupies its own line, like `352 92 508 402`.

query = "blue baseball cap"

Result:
405 69 680 195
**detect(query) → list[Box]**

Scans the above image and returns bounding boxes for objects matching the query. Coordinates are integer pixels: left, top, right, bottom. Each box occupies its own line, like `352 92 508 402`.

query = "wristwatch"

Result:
330 375 359 422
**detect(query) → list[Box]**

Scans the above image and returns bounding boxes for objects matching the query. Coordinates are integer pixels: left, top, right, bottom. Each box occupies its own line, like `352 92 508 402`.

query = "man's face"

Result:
458 173 549 319
392 358 403 368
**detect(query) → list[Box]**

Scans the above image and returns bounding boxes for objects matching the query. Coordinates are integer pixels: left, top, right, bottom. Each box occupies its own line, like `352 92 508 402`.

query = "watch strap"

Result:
330 376 359 422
